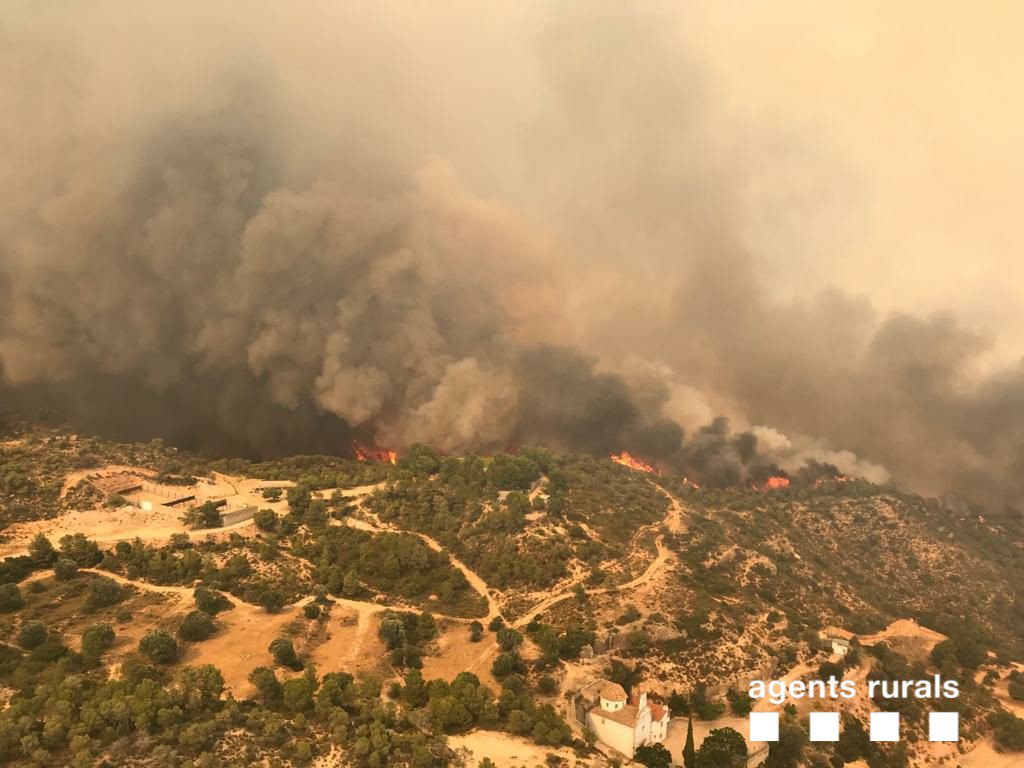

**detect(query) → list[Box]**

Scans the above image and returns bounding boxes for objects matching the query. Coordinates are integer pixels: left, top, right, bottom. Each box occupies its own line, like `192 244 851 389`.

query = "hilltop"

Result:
1 424 1022 767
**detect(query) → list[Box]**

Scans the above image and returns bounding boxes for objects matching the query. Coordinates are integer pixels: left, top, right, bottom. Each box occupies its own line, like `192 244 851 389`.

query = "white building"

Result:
574 681 669 759
821 627 854 657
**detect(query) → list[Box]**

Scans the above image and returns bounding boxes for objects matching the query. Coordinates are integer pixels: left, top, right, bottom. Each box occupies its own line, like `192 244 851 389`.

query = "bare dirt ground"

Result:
957 738 1024 768
421 620 500 691
59 464 157 499
448 731 585 768
858 619 947 661
2 468 296 559
183 598 313 697
305 601 388 680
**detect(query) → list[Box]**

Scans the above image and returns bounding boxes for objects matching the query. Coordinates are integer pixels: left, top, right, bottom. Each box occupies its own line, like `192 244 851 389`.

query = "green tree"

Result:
249 666 284 706
58 533 103 566
194 586 232 615
342 570 361 598
727 688 754 717
254 508 278 531
765 718 808 768
282 676 315 712
139 629 179 664
683 714 696 768
17 620 48 649
0 583 24 612
270 637 301 669
179 610 217 641
184 501 222 529
260 590 285 613
81 622 115 661
54 558 79 580
696 727 747 768
402 669 428 708
29 533 56 566
85 578 126 611
636 743 672 768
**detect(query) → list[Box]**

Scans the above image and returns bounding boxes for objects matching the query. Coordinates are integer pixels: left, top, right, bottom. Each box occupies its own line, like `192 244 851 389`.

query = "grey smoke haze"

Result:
2 2 1023 506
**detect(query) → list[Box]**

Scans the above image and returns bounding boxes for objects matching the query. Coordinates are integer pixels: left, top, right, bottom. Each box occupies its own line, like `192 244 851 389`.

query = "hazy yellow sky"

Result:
680 1 1024 353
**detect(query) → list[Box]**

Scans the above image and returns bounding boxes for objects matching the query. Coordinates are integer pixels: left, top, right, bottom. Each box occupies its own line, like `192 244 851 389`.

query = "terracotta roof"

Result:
593 703 639 727
600 682 627 701
650 702 668 722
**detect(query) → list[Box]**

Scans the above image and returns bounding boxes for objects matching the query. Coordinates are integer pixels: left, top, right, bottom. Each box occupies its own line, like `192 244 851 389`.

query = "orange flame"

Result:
354 442 398 464
761 476 790 491
610 451 659 475
814 475 850 486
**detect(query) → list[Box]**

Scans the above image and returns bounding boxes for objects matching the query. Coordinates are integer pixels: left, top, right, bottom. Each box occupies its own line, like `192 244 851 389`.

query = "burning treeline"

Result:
3 3 1024 511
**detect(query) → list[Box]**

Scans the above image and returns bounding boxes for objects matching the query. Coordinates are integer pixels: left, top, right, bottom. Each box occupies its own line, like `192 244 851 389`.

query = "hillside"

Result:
1 424 1022 767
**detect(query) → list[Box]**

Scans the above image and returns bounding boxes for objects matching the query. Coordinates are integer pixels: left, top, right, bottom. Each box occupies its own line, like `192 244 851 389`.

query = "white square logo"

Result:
749 712 779 742
809 711 840 742
929 711 959 742
870 712 900 742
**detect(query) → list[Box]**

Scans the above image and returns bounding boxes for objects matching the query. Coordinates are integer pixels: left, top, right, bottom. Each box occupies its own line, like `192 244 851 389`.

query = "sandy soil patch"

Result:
59 465 157 499
448 731 581 768
422 621 500 690
857 619 947 661
957 738 1023 768
182 598 312 697
305 603 388 680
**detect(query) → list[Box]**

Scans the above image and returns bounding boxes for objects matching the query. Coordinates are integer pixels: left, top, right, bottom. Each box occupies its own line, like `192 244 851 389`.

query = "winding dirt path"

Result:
467 485 688 675
342 517 500 621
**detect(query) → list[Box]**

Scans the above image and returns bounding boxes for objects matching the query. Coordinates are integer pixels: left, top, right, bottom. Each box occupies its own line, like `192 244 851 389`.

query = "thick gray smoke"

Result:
1 2 1022 508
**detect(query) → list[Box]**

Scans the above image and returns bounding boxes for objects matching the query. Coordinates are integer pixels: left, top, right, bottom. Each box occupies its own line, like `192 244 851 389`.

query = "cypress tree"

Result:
683 714 696 768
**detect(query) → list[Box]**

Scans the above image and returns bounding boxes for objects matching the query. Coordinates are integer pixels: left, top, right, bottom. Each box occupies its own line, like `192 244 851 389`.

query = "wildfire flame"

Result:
814 475 850 487
682 477 701 490
760 476 791 491
353 442 398 464
610 451 659 475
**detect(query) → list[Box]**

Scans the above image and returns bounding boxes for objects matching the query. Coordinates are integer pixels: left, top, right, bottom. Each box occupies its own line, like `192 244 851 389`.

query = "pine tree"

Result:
683 714 696 768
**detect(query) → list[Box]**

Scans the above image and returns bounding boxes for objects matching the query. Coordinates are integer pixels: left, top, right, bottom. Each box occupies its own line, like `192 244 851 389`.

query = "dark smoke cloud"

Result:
1 2 1023 507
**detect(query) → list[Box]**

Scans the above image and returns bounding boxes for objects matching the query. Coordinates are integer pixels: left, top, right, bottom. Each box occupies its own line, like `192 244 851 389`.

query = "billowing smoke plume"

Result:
2 2 1023 508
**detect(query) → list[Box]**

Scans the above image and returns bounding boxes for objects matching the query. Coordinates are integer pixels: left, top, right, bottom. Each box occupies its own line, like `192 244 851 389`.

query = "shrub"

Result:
254 509 278 531
194 586 232 615
28 534 56 566
0 584 23 613
54 558 79 581
139 629 179 664
81 623 116 660
260 590 285 613
179 610 217 641
183 501 222 530
696 727 747 768
58 534 103 566
303 603 321 620
269 637 301 670
85 578 127 611
537 674 558 695
17 621 48 650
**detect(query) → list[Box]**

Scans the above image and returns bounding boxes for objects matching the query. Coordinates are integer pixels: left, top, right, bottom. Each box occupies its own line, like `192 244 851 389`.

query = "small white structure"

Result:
821 627 854 657
574 680 669 758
